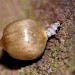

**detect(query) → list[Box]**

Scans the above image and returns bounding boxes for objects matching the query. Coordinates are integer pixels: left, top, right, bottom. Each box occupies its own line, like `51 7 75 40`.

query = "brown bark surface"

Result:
0 0 75 75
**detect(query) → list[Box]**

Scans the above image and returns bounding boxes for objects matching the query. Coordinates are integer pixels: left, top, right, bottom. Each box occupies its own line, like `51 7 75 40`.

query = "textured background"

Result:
0 0 75 75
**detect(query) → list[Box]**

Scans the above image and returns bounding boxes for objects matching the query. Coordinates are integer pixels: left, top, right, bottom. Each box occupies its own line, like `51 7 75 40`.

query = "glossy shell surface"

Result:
2 19 47 60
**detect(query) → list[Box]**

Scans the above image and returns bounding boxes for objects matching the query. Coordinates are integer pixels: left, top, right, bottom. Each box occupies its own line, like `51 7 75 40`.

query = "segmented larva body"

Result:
46 21 60 37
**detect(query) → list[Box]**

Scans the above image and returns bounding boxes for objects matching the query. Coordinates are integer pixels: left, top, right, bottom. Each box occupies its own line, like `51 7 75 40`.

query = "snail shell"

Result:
0 19 47 60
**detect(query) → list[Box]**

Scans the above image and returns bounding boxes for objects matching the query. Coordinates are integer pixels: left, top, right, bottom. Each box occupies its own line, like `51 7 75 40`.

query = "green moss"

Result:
26 73 30 75
52 52 58 57
51 47 59 52
66 63 75 71
50 47 60 58
47 52 52 57
65 39 72 47
52 61 61 70
53 64 58 68
32 69 37 75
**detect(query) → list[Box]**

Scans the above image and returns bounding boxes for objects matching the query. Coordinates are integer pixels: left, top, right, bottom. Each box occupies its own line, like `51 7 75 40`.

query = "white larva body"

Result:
46 21 60 37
